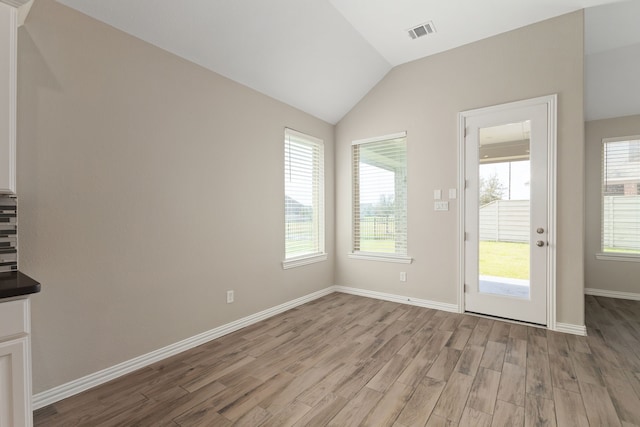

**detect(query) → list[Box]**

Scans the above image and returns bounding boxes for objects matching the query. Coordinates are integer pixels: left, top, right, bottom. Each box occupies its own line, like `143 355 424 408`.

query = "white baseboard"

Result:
42 284 583 409
585 288 640 301
32 286 335 410
333 286 460 313
554 322 587 336
334 286 589 336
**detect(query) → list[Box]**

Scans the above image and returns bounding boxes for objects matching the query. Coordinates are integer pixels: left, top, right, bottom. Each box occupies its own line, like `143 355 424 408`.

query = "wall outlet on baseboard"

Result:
226 290 234 304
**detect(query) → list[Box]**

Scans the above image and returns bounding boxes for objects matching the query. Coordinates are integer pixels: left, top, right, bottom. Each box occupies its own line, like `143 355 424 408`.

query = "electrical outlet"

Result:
400 272 407 282
226 290 234 304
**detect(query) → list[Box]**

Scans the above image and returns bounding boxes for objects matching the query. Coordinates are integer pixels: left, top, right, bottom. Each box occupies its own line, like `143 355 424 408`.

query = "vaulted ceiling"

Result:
585 0 640 121
55 0 633 124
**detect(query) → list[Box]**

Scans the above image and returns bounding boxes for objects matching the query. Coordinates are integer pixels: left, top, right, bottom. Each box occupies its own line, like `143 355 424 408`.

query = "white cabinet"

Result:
0 2 17 194
0 298 32 427
0 337 29 427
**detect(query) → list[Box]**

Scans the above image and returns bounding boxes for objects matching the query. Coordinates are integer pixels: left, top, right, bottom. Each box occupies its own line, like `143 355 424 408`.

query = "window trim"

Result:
283 128 326 269
351 131 408 147
595 252 640 263
350 131 410 262
599 135 640 261
348 252 413 264
282 253 328 269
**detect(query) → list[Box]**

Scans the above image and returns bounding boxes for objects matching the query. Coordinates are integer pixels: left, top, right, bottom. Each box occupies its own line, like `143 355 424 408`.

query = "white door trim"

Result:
457 94 557 330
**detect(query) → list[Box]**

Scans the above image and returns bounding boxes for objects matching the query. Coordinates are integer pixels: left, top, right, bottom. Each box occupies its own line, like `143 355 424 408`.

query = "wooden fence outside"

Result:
479 200 530 243
480 196 640 251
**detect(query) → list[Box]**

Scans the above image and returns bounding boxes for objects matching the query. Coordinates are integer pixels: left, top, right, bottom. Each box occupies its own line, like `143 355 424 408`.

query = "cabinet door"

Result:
0 337 30 427
0 3 17 194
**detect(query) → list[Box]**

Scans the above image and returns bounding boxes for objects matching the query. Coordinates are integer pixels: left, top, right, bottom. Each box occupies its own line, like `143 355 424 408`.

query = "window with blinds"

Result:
602 136 640 257
352 132 408 257
284 129 325 264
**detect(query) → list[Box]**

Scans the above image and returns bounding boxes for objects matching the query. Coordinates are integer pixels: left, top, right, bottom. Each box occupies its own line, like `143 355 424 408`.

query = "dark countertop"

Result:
0 271 41 299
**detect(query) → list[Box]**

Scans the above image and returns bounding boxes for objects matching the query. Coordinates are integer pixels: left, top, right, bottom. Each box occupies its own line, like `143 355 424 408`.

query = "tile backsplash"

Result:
0 196 17 273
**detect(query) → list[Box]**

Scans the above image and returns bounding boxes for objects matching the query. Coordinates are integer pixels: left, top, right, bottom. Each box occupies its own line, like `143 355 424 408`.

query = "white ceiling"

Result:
55 0 631 124
330 0 619 66
585 1 640 121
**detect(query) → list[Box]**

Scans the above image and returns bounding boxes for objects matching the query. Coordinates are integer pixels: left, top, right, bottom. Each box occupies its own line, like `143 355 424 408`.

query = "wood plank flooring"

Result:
34 293 640 426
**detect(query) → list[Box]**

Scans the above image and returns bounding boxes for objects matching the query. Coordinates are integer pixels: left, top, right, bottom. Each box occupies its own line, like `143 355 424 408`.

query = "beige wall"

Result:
585 114 640 294
16 1 589 397
335 12 585 327
17 0 334 394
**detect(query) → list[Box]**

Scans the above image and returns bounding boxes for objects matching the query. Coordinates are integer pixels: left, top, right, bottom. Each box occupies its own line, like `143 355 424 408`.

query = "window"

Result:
630 141 640 163
351 132 410 263
600 136 640 260
283 128 325 268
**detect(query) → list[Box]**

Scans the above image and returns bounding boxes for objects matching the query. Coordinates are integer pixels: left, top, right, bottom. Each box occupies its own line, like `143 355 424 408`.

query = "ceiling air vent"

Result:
407 21 436 40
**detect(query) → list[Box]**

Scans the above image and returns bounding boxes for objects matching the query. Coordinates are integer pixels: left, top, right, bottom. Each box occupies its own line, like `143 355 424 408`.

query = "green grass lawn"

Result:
359 239 396 253
479 241 529 280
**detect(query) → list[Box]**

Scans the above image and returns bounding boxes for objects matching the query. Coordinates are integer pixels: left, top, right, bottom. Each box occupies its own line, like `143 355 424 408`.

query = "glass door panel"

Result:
478 121 531 299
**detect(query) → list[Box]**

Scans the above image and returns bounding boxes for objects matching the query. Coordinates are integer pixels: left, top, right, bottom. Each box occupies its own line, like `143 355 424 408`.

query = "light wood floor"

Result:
34 293 640 426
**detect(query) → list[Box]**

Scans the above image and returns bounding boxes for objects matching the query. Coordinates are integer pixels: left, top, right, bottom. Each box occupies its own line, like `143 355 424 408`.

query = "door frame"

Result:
457 94 557 330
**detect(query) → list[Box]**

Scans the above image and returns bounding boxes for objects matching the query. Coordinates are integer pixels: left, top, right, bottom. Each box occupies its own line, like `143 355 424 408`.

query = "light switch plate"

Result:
434 189 441 200
449 188 457 199
434 201 449 211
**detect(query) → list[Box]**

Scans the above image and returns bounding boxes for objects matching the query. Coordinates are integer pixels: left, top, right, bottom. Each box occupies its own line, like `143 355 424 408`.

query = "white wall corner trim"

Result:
32 286 336 410
585 288 640 301
333 286 459 313
554 322 587 336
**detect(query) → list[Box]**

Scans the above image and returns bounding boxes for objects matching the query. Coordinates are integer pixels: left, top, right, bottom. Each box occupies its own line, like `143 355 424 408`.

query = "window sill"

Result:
348 252 413 264
282 253 328 270
596 252 640 263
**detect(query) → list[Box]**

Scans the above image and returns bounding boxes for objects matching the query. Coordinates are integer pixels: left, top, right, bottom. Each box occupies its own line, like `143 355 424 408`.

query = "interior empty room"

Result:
0 0 639 425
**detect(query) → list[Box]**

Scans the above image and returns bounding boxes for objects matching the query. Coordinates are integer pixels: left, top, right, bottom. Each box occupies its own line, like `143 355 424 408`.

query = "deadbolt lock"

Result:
536 228 544 234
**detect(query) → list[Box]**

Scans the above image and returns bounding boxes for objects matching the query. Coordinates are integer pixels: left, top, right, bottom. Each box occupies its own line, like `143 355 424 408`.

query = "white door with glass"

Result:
461 96 555 325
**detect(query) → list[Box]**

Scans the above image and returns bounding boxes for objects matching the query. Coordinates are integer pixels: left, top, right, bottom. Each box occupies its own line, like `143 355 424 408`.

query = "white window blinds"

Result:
352 133 407 256
284 129 324 260
602 137 640 256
